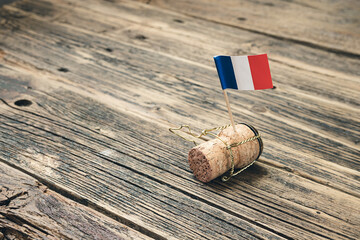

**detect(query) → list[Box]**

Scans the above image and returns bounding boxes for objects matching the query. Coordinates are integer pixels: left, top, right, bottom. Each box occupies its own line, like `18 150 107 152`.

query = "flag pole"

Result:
223 90 237 133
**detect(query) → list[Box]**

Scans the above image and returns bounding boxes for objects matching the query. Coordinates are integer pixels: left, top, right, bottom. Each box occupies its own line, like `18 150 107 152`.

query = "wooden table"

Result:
1 0 359 239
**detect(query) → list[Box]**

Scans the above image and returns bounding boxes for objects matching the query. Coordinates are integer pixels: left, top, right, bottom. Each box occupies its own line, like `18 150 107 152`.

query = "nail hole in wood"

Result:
105 48 113 52
237 17 247 21
135 34 147 40
14 99 32 107
174 19 184 23
58 67 69 72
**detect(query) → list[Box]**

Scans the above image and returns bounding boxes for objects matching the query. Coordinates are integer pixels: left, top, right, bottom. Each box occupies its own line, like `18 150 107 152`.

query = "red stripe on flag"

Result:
248 54 273 90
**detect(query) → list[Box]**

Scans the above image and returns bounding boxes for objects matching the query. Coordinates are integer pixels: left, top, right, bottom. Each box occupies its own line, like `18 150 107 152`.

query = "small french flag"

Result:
214 54 273 90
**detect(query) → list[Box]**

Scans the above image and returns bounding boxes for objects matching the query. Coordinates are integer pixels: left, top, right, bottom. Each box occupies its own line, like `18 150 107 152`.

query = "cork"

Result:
188 124 262 182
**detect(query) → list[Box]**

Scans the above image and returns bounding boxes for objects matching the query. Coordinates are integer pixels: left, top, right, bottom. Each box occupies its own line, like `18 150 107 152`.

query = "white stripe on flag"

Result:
230 56 254 90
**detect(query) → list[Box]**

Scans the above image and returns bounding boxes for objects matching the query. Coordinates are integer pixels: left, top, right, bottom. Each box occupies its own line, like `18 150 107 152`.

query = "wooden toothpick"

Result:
223 90 237 133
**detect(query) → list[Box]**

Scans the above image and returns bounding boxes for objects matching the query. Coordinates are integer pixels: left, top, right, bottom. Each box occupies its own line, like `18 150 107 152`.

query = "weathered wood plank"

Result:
4 0 359 113
1 4 359 186
134 0 360 56
0 63 359 239
89 0 360 79
1 0 359 196
12 0 358 164
0 0 359 239
10 0 360 80
1 0 359 201
0 162 151 240
0 99 286 239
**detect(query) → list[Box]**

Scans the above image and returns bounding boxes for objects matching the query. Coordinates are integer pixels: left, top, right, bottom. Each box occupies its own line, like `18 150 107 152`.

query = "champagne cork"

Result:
188 124 262 182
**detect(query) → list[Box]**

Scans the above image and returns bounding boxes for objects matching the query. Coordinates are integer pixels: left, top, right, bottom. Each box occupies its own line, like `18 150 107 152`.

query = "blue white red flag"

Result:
214 54 273 90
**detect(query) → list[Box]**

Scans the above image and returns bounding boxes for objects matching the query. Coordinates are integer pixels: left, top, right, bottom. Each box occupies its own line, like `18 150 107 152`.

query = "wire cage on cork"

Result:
170 123 263 182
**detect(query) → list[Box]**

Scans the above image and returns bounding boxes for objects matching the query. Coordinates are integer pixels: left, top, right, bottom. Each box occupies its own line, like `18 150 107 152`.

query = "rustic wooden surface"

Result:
0 0 359 239
0 162 150 239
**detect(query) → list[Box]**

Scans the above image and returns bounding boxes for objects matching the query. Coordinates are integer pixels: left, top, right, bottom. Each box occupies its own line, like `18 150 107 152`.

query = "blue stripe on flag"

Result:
213 56 238 90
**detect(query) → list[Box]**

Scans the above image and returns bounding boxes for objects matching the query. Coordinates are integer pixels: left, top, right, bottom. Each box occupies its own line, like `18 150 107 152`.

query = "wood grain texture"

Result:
2 0 359 183
0 0 359 239
135 0 360 56
0 60 358 239
0 162 151 240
